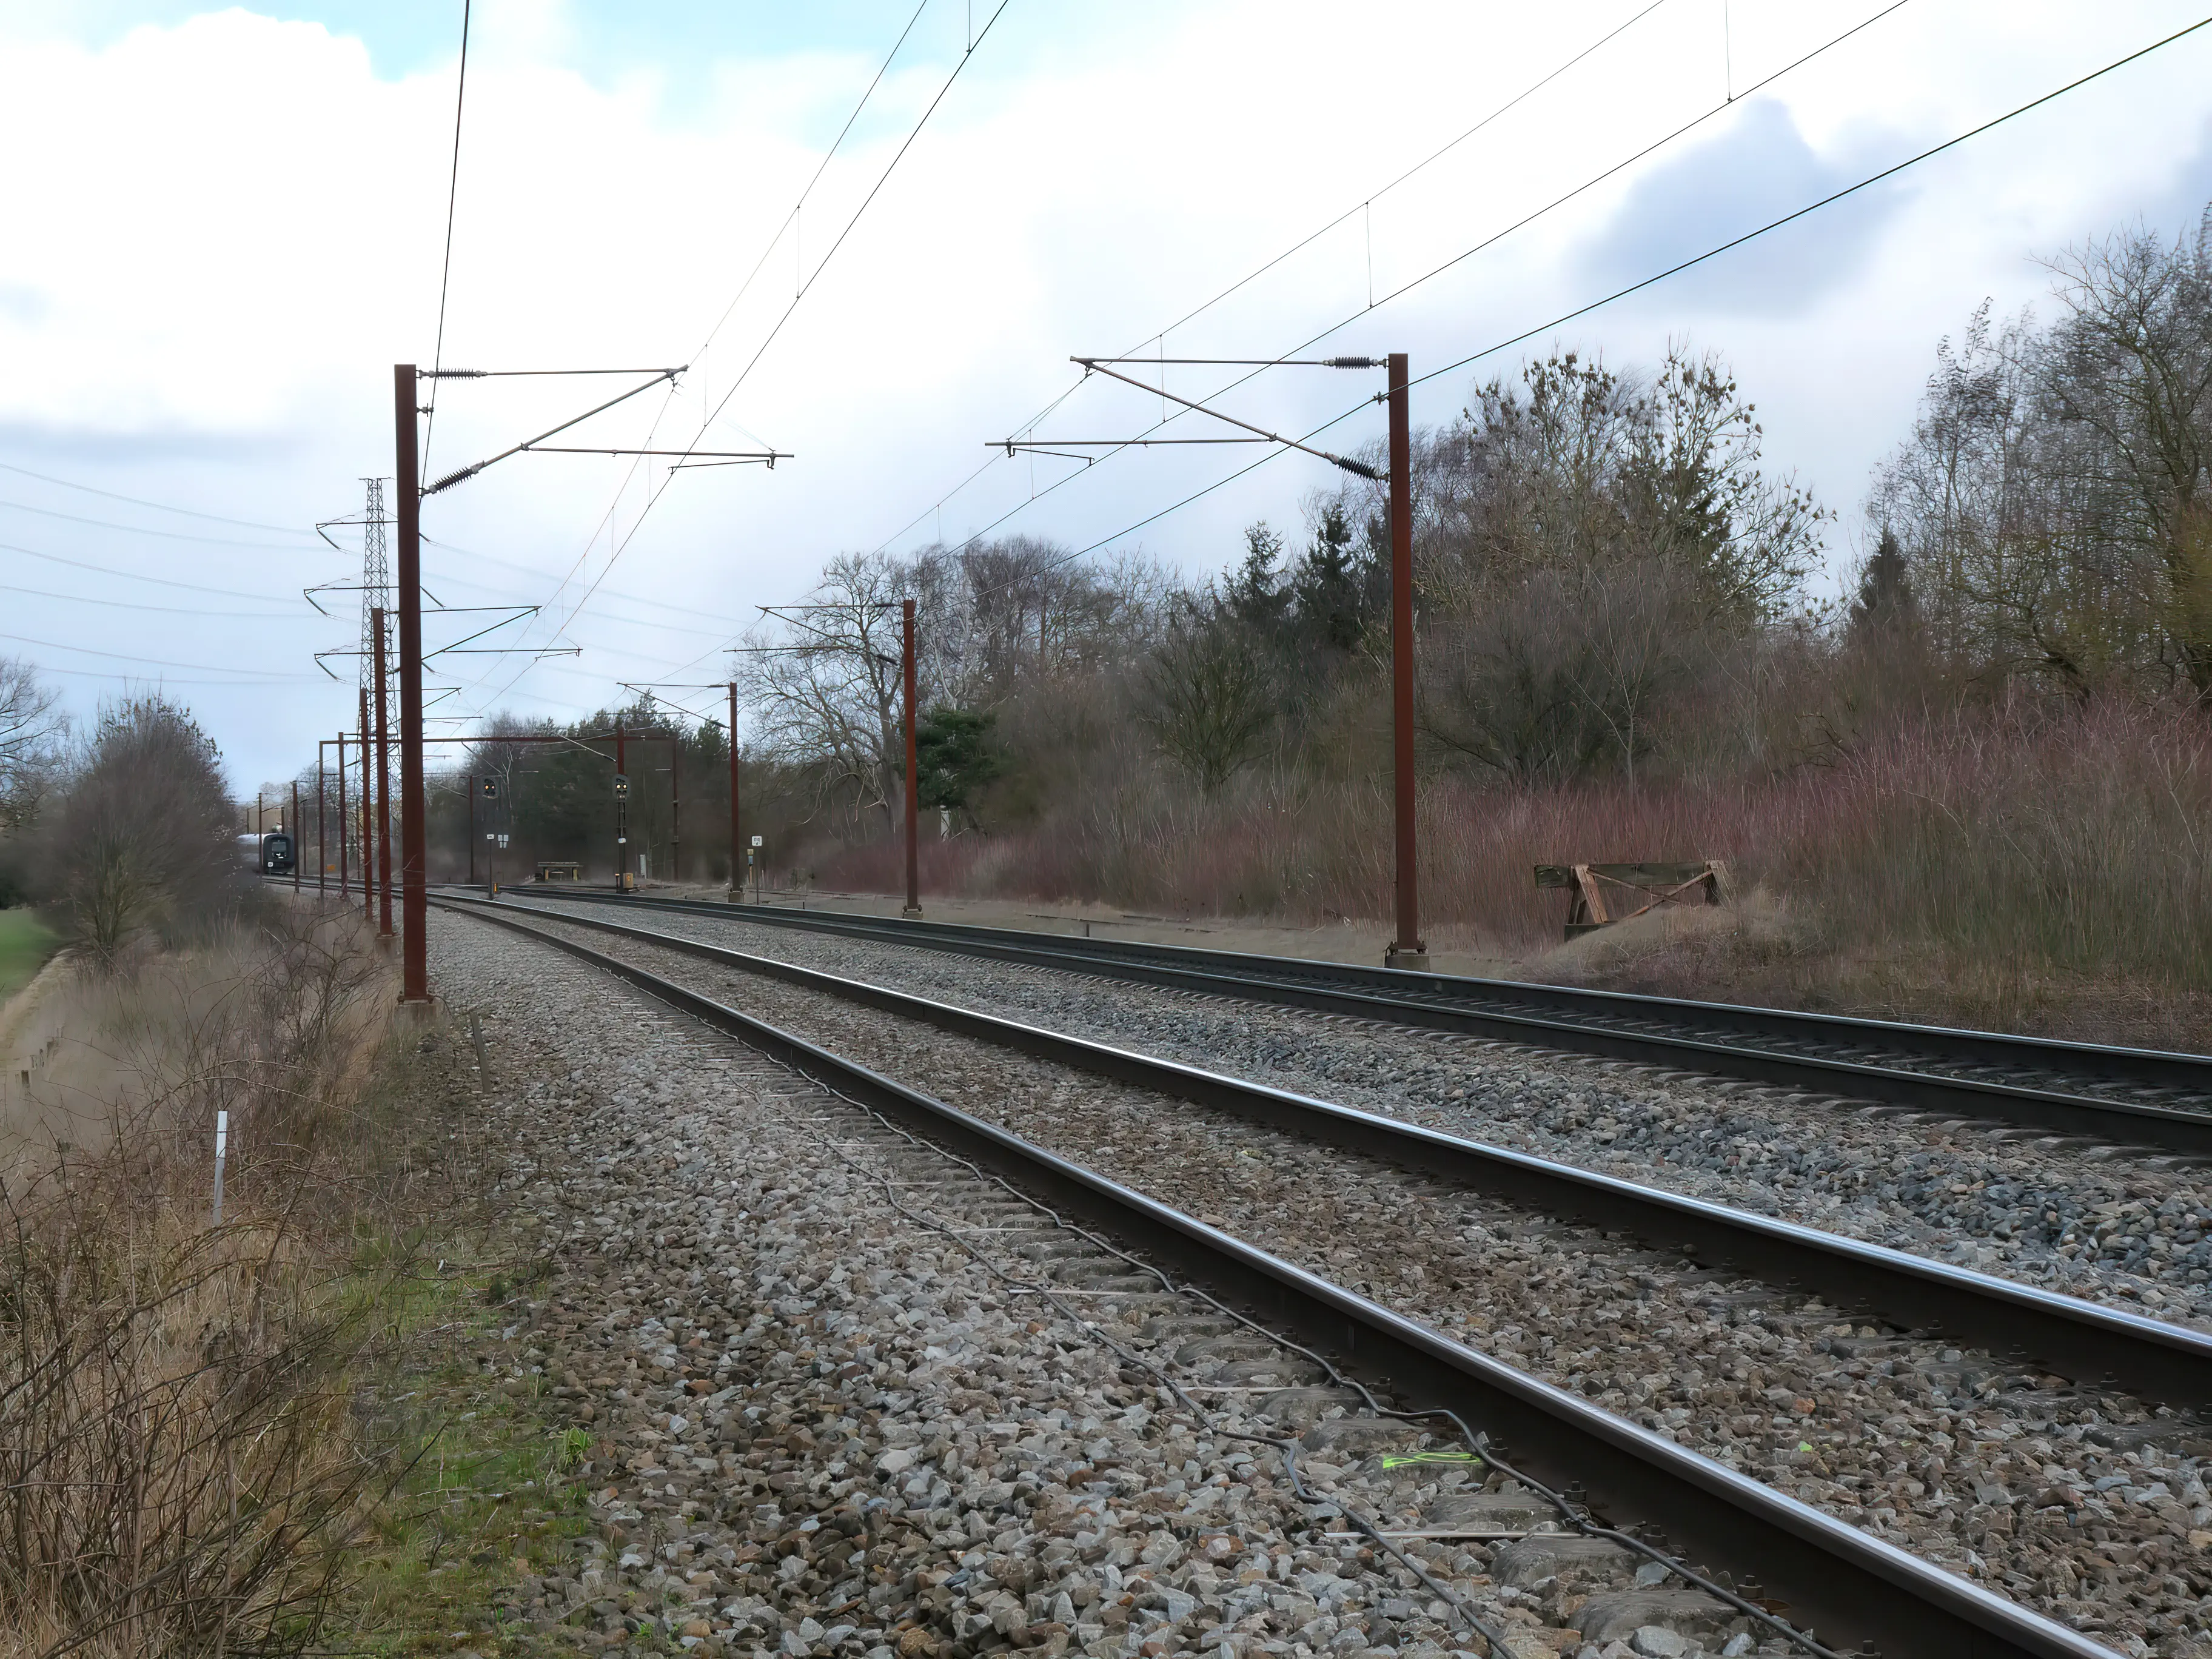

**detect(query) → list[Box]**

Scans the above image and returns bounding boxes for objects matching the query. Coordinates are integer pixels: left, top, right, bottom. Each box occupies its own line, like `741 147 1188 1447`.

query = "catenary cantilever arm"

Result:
421 367 688 495
1070 357 1380 480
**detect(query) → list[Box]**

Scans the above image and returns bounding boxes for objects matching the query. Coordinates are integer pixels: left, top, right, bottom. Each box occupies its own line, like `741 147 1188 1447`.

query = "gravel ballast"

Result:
474 900 2212 1657
436 911 1802 1659
495 897 2212 1329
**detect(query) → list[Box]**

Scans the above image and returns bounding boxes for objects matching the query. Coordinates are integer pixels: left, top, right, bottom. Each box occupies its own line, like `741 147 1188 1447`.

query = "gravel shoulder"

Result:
477 902 2212 1658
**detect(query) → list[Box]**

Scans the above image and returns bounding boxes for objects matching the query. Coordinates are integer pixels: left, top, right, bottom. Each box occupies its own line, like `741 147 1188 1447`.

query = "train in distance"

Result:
237 830 295 876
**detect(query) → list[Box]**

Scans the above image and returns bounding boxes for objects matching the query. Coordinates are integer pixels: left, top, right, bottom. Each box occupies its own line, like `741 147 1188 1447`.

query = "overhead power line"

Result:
0 460 318 535
552 0 1017 614
418 536 752 628
1 630 307 677
865 1 1680 556
1151 0 1675 348
0 496 323 549
25 664 316 687
1 538 295 601
539 0 1911 696
688 0 935 385
438 0 936 719
471 0 1018 716
956 8 2212 597
0 581 301 620
683 0 1017 453
421 0 474 481
1409 9 2212 393
865 0 1909 566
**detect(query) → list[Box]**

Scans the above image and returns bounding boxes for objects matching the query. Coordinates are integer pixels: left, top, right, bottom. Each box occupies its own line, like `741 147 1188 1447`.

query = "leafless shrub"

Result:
0 905 434 1657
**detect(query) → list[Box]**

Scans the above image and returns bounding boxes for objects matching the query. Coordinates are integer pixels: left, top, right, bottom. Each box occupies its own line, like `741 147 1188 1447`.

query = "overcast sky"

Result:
4 0 2210 797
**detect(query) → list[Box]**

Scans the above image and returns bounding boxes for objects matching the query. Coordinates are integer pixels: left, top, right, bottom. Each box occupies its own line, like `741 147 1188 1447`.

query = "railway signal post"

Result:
481 776 501 894
615 716 628 890
614 769 632 891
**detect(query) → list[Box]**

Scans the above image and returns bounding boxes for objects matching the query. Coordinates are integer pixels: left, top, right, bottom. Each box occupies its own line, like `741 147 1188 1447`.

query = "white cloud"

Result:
2 0 2211 789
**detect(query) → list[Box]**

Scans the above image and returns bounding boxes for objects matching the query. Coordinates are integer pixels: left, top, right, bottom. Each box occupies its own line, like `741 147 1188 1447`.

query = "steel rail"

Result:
478 885 2212 1155
436 893 2118 1659
441 891 2212 1414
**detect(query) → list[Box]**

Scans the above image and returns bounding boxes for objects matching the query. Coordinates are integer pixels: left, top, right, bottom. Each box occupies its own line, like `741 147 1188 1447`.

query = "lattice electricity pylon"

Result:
359 478 390 700
360 478 390 855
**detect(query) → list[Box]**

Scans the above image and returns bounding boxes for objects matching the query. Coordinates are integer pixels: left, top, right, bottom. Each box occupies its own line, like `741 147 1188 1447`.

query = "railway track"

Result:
435 892 2185 1658
443 888 2212 1410
472 885 2212 1159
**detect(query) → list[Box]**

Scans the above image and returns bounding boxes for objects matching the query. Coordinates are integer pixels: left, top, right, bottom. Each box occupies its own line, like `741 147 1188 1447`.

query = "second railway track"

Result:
492 886 2212 1158
439 893 2212 1656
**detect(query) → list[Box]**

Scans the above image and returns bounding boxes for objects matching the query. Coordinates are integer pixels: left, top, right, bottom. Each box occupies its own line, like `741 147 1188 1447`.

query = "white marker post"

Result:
212 1108 229 1225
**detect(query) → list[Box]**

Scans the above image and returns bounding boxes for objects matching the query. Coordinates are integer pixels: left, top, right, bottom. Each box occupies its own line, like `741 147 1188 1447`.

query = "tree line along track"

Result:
466 886 2212 1160
434 893 2193 1658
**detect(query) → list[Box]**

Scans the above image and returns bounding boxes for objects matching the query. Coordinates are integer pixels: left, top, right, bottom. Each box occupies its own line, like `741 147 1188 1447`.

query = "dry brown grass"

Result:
0 903 474 1658
811 701 2212 1047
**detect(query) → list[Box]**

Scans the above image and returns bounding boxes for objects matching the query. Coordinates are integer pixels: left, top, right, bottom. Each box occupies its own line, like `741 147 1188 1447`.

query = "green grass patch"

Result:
0 907 58 1001
340 1282 595 1657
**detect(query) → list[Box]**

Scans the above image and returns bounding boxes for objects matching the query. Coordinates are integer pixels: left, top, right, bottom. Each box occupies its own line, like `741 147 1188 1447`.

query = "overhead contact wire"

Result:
469 0 1004 717
858 0 1719 561
862 0 1914 604
422 0 474 481
956 6 2212 593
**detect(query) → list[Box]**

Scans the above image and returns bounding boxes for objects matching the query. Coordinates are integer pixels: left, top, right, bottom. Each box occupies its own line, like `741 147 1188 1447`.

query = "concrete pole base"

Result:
394 995 440 1029
1384 945 1430 971
901 906 924 920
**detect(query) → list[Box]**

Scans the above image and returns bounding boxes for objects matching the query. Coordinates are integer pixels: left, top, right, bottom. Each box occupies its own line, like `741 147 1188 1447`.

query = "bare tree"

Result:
0 655 65 831
1140 594 1276 793
35 694 240 963
1406 345 1823 623
2038 210 2212 700
925 538 1171 708
738 552 913 831
1868 208 2212 701
1419 563 1704 786
739 541 1171 831
1564 561 1708 787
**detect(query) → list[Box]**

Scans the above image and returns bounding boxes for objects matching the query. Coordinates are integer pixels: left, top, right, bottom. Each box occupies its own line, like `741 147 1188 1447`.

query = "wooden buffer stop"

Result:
1533 861 1730 940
